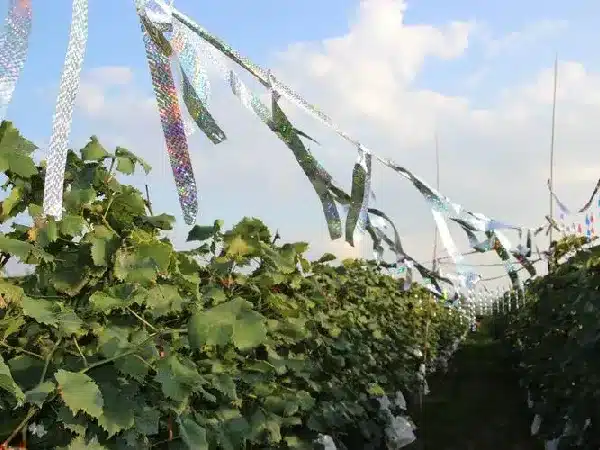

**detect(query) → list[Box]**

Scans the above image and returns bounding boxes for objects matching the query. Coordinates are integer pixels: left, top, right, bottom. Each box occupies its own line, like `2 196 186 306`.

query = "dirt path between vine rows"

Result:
407 331 543 450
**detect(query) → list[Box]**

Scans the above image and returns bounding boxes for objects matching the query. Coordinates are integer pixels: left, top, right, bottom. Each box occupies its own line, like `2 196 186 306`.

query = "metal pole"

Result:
432 133 440 273
548 54 558 271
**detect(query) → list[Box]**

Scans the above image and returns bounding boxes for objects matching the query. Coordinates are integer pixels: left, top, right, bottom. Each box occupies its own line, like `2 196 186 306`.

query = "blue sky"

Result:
3 0 600 286
8 0 598 141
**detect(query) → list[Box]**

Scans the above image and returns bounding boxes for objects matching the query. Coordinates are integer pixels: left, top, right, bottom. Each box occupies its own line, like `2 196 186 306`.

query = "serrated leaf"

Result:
203 285 227 304
57 406 87 436
0 355 25 404
81 136 111 161
187 224 217 242
0 148 37 177
115 146 151 174
317 253 337 263
0 121 37 155
133 284 183 317
134 406 161 435
208 373 237 399
60 215 87 237
56 308 85 336
87 229 119 267
114 354 149 382
55 370 104 419
97 382 135 437
226 236 250 258
65 435 108 449
178 416 208 450
25 380 55 406
0 186 23 218
154 355 204 402
137 213 175 230
21 296 59 327
114 241 172 285
27 202 43 218
0 280 24 304
188 297 267 350
89 291 131 312
0 235 35 259
64 187 96 211
116 155 134 174
36 219 59 247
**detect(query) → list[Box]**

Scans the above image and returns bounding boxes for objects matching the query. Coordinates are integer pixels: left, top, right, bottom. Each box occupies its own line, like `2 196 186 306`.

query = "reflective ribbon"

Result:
549 177 600 215
346 145 372 246
170 8 567 291
0 0 32 121
138 10 197 224
270 92 342 239
42 0 88 219
170 17 343 238
171 20 226 144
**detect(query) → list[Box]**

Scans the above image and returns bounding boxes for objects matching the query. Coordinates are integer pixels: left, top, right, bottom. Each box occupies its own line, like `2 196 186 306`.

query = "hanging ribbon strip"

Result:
42 0 88 219
270 92 343 239
346 145 372 246
0 0 551 297
165 10 544 292
0 0 32 121
549 178 600 215
137 11 197 224
171 20 226 144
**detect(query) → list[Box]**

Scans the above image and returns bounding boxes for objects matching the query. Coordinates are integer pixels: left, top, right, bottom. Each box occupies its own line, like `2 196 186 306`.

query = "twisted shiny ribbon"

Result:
137 7 198 224
168 8 543 291
42 0 88 219
171 19 225 144
0 0 32 122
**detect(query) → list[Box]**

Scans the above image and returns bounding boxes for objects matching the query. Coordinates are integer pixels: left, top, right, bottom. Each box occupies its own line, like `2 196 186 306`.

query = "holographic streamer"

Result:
0 0 32 122
345 145 372 246
270 93 342 239
171 6 561 291
431 209 471 287
228 69 271 123
42 0 88 219
366 208 408 262
171 21 225 144
488 230 521 291
139 15 197 224
550 177 600 214
180 68 225 144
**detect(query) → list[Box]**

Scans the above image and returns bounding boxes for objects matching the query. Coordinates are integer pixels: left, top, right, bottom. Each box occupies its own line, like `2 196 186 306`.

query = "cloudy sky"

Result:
3 0 600 289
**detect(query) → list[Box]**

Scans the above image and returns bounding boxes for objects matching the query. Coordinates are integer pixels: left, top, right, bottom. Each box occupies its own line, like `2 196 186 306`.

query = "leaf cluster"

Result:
499 235 600 449
0 123 466 449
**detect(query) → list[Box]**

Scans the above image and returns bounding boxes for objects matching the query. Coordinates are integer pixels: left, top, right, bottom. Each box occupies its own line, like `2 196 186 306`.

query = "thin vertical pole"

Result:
432 133 440 273
548 54 558 270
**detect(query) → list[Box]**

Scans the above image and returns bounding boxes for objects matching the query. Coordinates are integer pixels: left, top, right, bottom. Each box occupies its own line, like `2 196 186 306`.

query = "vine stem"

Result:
0 342 43 360
3 337 62 447
73 337 88 367
126 306 157 331
40 338 62 383
81 328 186 374
2 406 37 447
3 329 186 445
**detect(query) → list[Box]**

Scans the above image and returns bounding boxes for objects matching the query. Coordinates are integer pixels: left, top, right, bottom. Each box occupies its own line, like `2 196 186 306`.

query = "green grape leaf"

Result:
25 380 56 406
178 416 209 450
0 355 25 405
81 136 111 161
188 297 267 350
55 370 104 419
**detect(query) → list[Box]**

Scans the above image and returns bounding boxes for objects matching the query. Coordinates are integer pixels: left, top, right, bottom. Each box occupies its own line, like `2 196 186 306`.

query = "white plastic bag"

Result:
385 415 416 448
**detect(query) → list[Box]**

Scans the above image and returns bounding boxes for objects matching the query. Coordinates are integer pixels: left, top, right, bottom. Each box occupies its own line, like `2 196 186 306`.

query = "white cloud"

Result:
71 0 600 289
482 19 568 58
